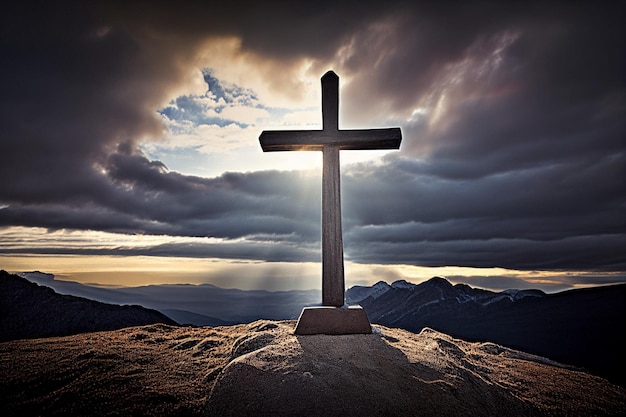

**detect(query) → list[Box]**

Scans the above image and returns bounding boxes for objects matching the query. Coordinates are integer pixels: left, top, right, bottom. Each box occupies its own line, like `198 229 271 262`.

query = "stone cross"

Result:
259 71 401 333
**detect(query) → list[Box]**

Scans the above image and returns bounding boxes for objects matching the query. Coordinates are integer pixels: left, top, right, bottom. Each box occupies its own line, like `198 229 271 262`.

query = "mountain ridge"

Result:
17 271 320 324
346 276 546 305
348 276 626 387
0 270 176 342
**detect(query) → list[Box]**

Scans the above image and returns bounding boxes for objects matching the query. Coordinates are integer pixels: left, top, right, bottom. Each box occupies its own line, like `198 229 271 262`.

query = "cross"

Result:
259 71 402 307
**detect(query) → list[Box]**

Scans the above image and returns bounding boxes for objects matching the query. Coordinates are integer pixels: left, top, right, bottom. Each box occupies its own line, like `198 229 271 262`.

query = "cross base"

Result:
294 306 372 335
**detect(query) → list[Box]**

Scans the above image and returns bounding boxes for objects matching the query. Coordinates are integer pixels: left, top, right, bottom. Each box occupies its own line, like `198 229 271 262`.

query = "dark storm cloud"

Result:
448 273 626 293
344 232 626 271
339 2 625 124
2 151 322 239
446 275 571 293
1 239 319 263
341 152 625 271
1 1 624 274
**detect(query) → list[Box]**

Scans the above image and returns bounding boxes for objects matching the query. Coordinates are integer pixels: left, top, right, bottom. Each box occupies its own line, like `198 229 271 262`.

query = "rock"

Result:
206 323 625 417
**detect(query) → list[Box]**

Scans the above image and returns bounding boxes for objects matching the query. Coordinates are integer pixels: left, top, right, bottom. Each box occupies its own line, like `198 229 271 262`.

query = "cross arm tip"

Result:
259 129 325 152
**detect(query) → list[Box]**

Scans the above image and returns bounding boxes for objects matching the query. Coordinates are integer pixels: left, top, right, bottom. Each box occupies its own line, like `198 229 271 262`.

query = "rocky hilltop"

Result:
1 320 624 416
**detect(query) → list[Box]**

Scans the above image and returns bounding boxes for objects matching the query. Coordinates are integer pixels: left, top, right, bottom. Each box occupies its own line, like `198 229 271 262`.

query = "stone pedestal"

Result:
294 306 372 335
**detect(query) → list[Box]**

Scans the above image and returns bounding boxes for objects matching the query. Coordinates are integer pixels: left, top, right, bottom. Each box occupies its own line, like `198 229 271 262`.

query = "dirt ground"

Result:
1 322 247 416
1 320 625 416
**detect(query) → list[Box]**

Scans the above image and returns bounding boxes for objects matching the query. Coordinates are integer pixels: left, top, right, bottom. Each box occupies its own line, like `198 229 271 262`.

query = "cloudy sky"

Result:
1 0 624 292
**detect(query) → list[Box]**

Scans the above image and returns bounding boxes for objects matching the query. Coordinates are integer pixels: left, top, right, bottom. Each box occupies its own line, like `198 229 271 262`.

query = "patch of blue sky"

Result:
161 68 318 132
146 69 328 176
159 103 245 129
159 94 250 128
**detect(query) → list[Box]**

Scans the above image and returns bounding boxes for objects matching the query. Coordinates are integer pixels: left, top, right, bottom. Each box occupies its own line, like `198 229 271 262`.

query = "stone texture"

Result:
294 306 372 335
206 322 626 417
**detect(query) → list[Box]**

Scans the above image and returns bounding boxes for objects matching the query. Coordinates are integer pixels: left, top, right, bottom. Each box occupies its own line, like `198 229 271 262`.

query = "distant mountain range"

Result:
0 271 175 342
16 271 320 325
347 277 626 387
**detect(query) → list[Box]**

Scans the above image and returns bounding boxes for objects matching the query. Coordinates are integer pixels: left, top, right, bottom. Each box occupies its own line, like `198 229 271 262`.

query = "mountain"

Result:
346 276 544 306
348 277 626 387
2 320 624 416
18 271 320 324
161 308 231 326
0 270 176 342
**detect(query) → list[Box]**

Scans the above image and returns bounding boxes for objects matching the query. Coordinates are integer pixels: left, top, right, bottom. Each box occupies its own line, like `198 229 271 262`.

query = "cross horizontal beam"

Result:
259 127 402 152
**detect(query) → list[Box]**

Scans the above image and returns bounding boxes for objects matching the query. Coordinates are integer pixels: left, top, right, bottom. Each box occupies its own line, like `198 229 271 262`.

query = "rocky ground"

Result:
1 320 625 416
0 322 244 416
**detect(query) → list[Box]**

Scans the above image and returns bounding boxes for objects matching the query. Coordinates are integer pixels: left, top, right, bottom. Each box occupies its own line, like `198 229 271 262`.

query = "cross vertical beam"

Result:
321 72 344 306
322 145 344 306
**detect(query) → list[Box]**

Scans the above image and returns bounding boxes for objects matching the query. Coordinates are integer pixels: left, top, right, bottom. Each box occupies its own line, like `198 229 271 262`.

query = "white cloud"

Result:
220 106 269 125
281 110 320 127
162 68 209 107
194 37 320 109
194 123 256 152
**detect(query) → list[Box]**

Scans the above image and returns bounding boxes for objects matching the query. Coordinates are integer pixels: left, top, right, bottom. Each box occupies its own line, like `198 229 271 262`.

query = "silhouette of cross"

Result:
259 71 402 306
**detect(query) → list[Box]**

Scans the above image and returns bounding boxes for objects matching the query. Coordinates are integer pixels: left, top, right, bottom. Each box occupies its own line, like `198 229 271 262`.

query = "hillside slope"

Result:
1 321 624 416
0 270 176 341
